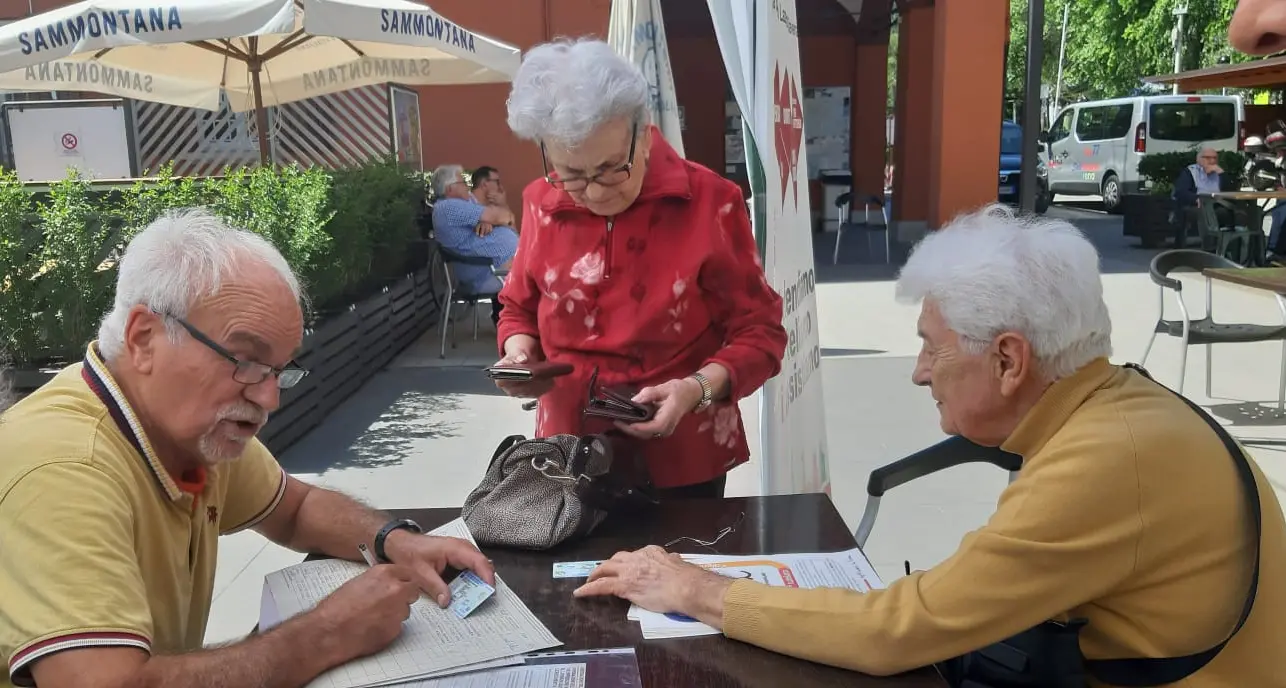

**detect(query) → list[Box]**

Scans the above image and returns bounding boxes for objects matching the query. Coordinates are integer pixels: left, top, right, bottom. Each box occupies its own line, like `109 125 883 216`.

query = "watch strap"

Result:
373 518 423 563
690 372 713 411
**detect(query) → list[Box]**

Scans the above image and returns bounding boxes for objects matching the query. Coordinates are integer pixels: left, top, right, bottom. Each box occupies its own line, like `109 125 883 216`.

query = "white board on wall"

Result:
803 86 850 179
5 100 132 182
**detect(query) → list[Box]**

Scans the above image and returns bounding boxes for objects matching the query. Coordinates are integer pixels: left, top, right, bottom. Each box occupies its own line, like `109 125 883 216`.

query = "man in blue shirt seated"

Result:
1172 146 1239 249
430 164 519 324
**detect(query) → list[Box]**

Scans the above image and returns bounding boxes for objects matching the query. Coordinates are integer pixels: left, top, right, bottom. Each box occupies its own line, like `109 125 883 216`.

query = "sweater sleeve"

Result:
699 187 787 399
721 431 1143 676
495 191 543 356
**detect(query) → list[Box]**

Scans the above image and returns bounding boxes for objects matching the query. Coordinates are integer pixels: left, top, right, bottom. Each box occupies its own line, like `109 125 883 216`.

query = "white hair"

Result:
895 203 1113 380
97 208 302 361
506 37 651 148
430 164 464 198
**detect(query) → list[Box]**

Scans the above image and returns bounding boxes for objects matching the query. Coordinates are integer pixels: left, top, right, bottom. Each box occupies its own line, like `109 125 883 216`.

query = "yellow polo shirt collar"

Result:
83 343 199 501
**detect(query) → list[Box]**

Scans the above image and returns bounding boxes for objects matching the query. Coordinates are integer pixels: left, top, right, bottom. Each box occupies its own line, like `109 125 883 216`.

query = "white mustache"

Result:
217 403 267 426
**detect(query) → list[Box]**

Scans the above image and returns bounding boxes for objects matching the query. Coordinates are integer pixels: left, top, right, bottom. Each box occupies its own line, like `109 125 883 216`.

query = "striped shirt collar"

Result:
81 343 205 502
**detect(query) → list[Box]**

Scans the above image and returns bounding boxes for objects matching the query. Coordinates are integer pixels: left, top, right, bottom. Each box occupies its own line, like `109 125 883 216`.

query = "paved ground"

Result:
205 200 1286 644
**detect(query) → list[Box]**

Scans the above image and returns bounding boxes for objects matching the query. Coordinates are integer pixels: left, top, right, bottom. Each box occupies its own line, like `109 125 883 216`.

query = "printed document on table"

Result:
398 663 586 688
260 519 561 688
401 648 642 688
629 548 884 639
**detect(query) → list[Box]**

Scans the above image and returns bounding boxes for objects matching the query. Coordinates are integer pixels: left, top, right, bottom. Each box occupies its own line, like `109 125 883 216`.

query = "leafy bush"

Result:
1138 150 1248 198
0 160 423 367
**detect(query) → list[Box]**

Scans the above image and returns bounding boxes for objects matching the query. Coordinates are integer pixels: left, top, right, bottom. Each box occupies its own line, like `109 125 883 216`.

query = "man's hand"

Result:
493 335 554 399
573 546 734 629
383 531 496 608
614 377 704 439
487 189 507 207
313 564 422 662
475 222 494 237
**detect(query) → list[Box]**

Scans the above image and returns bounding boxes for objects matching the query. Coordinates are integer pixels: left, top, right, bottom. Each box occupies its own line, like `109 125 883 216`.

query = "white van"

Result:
1043 94 1244 212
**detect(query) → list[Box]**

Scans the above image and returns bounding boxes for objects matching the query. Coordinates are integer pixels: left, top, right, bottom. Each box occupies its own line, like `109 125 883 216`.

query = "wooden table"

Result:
1210 190 1286 202
1203 266 1286 294
369 495 947 687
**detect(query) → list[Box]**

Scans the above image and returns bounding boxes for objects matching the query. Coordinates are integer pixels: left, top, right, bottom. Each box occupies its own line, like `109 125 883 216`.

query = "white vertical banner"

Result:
608 0 685 157
708 0 829 496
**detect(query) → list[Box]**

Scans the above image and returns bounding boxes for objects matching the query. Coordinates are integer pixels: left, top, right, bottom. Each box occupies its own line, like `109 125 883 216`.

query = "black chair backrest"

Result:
835 191 853 208
1149 249 1241 291
866 435 1022 498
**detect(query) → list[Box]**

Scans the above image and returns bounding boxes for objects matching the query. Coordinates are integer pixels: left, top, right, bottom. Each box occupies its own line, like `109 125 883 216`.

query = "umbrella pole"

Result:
249 39 271 166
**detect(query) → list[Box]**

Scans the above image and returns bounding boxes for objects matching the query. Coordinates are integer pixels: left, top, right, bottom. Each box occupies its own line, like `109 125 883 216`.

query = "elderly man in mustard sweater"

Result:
574 204 1286 685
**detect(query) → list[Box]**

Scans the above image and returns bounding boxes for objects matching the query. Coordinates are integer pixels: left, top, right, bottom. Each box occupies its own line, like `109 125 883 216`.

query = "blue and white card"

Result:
447 570 496 619
551 560 604 579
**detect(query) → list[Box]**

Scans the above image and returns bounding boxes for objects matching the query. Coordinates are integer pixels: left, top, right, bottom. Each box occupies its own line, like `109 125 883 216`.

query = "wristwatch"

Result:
373 518 423 563
690 372 713 412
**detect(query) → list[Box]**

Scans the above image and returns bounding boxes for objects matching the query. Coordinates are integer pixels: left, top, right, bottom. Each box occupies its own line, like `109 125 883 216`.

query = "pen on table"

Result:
358 543 378 567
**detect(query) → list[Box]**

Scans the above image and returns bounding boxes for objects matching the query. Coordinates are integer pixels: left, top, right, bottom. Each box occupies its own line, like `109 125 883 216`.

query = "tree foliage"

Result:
1005 0 1250 105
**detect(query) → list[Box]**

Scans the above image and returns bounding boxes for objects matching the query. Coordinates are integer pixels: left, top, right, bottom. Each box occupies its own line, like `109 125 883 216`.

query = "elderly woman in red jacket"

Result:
491 38 787 499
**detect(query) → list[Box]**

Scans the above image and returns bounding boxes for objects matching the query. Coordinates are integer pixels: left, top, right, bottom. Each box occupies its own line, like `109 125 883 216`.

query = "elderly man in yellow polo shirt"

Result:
574 204 1286 686
0 209 494 688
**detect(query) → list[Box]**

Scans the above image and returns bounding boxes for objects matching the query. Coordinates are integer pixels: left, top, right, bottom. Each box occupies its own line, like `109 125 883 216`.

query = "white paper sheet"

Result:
398 663 586 688
629 547 884 639
260 519 560 688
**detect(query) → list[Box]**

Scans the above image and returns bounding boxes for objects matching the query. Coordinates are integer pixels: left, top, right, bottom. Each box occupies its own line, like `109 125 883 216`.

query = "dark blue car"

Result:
998 120 1051 213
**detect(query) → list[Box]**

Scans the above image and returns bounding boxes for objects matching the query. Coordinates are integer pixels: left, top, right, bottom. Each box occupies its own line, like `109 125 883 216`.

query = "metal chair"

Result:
430 243 504 359
1140 249 1286 408
833 191 891 265
855 436 1022 548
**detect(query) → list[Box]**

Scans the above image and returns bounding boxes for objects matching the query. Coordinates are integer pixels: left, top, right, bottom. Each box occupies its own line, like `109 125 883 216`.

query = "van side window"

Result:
1105 105 1134 138
1075 106 1109 140
1050 110 1074 142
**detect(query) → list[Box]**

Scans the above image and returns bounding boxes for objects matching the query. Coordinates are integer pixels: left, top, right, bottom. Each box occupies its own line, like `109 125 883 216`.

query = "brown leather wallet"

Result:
485 361 574 381
582 368 656 423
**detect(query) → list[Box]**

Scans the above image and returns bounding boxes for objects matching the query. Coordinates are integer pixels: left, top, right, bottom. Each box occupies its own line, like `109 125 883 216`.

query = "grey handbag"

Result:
461 433 658 550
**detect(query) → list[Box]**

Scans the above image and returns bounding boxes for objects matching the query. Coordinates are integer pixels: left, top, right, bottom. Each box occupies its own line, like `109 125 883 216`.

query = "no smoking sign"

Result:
60 133 78 150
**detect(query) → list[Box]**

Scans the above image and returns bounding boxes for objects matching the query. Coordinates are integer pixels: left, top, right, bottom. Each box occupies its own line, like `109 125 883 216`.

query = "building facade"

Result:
5 0 1009 234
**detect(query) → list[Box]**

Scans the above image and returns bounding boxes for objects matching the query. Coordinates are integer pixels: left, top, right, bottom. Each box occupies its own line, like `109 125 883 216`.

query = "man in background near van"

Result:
1172 147 1237 248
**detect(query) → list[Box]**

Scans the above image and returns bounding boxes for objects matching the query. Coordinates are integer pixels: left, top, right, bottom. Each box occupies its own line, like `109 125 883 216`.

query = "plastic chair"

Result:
1140 249 1286 408
1197 198 1259 265
430 243 504 359
855 436 1022 548
833 191 890 265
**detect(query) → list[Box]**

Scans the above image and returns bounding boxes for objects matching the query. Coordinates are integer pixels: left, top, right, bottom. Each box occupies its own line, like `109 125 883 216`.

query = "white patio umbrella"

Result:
0 0 521 163
607 0 685 158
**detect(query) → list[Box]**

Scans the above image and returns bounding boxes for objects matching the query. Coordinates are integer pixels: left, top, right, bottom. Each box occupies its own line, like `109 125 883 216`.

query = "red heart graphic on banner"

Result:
773 63 804 209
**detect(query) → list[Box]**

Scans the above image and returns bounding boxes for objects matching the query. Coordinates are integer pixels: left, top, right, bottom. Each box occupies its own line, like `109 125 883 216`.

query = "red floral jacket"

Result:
496 128 787 488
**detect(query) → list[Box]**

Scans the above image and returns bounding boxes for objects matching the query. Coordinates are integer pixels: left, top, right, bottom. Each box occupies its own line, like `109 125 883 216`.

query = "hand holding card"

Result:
447 570 496 619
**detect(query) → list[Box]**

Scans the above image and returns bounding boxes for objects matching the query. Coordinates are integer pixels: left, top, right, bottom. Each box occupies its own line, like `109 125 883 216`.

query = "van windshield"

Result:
1000 126 1023 154
1148 102 1237 142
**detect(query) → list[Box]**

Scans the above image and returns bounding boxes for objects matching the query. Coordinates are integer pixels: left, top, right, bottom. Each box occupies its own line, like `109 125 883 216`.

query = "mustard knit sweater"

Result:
722 359 1286 685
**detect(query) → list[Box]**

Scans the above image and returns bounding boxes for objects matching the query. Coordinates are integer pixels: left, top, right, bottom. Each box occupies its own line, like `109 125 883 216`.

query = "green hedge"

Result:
0 159 425 367
1137 150 1248 197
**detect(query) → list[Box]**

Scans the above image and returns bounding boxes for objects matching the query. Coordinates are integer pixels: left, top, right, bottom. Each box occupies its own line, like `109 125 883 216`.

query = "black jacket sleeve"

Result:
1173 168 1199 208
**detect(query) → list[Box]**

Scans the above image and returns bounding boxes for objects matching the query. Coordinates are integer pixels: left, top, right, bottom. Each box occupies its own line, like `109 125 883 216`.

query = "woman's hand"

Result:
493 335 555 399
614 377 704 440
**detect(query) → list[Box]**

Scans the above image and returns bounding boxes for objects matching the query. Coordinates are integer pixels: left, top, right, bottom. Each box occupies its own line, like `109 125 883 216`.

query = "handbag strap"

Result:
1085 363 1261 686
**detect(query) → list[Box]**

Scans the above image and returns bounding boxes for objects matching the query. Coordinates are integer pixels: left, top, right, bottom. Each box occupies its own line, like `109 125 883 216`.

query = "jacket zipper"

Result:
604 217 615 280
